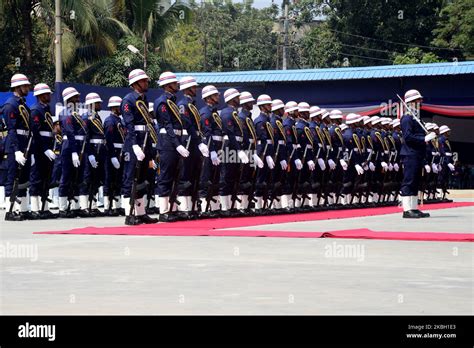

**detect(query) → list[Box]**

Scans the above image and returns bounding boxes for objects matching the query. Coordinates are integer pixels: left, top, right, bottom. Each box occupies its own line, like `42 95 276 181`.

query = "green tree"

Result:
393 47 445 65
432 0 474 60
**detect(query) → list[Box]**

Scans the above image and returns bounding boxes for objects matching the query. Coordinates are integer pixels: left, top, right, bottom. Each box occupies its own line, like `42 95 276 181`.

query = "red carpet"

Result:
34 201 474 242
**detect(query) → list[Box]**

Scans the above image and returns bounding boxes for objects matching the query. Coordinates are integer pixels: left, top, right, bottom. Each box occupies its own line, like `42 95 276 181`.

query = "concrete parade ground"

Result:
0 192 472 315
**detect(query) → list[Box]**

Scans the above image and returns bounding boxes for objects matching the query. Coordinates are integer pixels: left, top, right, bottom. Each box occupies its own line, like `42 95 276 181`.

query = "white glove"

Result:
355 164 364 175
111 157 120 169
15 151 26 166
294 159 303 170
238 150 249 164
176 145 190 158
44 149 56 161
388 163 393 171
369 162 376 171
198 143 209 157
265 155 275 169
252 153 264 168
425 132 436 142
30 154 35 167
424 164 431 174
394 163 399 172
363 163 368 171
72 152 80 167
132 144 145 161
280 160 288 171
448 163 455 172
307 160 316 171
381 161 388 170
339 159 348 171
211 151 220 166
431 163 439 174
328 159 336 170
150 159 158 170
88 154 98 168
317 158 326 171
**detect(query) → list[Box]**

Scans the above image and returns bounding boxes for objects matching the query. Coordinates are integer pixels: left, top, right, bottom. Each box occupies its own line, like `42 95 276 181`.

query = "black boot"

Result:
20 211 36 220
159 213 179 223
125 215 143 225
403 210 422 219
413 209 430 218
28 211 43 220
91 208 105 217
76 209 92 218
59 210 77 218
141 214 158 224
40 210 58 219
5 212 25 221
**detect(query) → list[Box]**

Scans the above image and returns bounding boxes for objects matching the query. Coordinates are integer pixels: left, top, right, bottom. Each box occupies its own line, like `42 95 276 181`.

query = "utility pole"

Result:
55 0 63 82
282 1 289 70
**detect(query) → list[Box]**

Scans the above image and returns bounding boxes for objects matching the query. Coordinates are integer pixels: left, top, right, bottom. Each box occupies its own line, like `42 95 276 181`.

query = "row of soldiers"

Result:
0 71 455 224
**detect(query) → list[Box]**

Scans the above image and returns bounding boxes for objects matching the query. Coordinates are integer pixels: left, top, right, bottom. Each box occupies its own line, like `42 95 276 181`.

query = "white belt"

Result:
16 129 30 136
135 125 146 131
63 135 84 141
249 139 255 144
159 128 186 136
90 139 105 144
445 152 452 156
292 144 298 149
39 131 53 137
113 143 123 149
277 140 285 145
223 135 243 142
212 135 223 141
306 145 313 149
257 139 273 145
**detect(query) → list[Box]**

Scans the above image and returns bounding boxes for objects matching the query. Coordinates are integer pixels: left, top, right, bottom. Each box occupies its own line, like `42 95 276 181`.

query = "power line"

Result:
329 28 463 53
338 51 393 63
339 42 404 55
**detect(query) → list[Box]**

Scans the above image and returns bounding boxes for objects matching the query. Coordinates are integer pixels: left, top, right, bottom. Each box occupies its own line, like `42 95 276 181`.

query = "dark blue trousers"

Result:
400 155 423 196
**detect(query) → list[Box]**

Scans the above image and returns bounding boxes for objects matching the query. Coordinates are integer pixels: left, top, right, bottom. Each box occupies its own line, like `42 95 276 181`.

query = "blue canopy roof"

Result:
175 61 474 84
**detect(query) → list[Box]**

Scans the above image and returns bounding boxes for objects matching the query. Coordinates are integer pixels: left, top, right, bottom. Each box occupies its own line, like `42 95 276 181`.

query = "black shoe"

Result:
125 215 143 225
76 209 92 218
59 210 77 218
20 211 36 220
28 211 43 220
104 209 120 217
413 209 430 218
40 210 57 219
90 208 104 217
175 211 193 220
140 214 158 224
219 210 233 218
403 210 422 219
5 212 25 221
159 213 179 223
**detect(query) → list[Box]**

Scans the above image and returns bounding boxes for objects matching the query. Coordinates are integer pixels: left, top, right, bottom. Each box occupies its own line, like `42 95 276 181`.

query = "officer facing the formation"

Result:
400 89 436 218
176 76 209 218
103 96 125 216
121 69 158 225
219 88 249 216
154 71 191 222
29 83 57 219
4 74 32 221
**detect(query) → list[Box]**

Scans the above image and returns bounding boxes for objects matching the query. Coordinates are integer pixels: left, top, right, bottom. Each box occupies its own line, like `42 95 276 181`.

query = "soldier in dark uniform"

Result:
49 115 63 210
219 88 249 216
252 95 275 213
437 125 455 200
29 83 57 219
58 87 87 218
120 69 158 225
308 106 326 207
199 85 223 217
399 89 436 218
281 101 302 210
3 74 32 221
103 96 125 216
236 91 257 212
268 99 287 211
176 76 209 218
154 71 190 222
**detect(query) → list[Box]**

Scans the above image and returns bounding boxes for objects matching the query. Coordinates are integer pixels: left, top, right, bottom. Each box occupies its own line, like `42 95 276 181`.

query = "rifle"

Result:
262 122 275 210
40 136 58 213
247 142 268 212
9 133 33 215
291 126 309 206
298 126 314 208
67 134 87 212
168 135 192 214
204 111 224 213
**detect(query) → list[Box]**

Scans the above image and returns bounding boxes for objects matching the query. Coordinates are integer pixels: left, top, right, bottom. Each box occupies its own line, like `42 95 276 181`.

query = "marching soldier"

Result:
121 69 158 225
78 92 106 217
29 83 57 219
280 101 302 211
58 87 87 218
220 88 249 216
103 96 125 216
199 85 223 217
268 99 287 210
176 76 209 218
4 74 33 221
399 89 436 218
154 71 190 222
252 95 275 214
